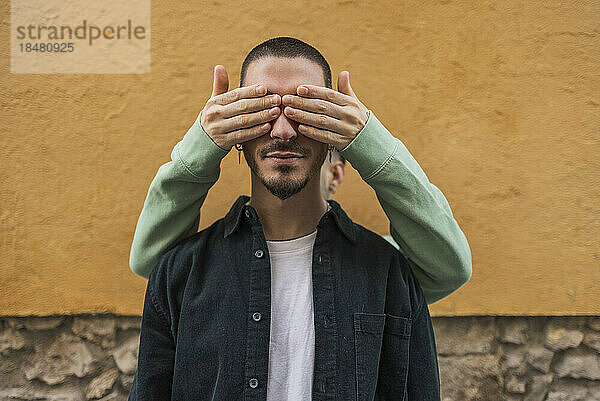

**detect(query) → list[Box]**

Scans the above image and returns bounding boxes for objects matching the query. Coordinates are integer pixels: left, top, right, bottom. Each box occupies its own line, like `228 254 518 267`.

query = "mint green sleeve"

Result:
339 110 472 304
129 111 229 279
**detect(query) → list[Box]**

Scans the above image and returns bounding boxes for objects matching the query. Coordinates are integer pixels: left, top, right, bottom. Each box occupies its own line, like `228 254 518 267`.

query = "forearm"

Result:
339 111 472 304
129 111 229 279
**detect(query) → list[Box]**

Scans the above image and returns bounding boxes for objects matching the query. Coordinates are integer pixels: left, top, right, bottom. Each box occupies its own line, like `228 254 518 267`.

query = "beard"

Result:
244 142 327 201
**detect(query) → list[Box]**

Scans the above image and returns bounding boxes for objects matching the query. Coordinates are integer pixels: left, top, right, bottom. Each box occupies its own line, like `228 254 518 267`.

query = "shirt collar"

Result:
223 195 356 243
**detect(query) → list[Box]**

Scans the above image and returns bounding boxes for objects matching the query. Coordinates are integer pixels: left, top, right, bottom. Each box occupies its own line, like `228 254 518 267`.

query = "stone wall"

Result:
1 316 599 400
434 317 600 400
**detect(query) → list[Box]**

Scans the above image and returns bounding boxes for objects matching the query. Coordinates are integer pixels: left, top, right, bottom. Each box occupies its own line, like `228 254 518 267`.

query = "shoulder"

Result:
351 221 406 264
147 218 224 304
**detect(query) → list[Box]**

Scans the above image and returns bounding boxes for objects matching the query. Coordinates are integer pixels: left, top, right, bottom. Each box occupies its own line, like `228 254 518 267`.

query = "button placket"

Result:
243 229 271 400
312 229 338 398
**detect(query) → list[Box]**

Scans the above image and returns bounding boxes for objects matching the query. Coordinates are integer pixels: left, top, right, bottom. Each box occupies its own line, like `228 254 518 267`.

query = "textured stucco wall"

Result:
1 1 598 316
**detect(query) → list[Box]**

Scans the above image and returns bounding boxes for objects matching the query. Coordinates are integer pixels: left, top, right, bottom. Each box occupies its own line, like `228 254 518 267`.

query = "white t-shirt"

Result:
265 228 319 400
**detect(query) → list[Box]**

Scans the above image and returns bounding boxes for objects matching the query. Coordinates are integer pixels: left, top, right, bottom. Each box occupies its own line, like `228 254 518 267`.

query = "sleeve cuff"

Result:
339 110 400 180
172 110 230 179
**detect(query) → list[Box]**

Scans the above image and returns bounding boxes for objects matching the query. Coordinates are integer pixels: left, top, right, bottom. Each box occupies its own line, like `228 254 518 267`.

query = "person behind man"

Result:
320 150 416 258
128 61 472 307
128 36 471 400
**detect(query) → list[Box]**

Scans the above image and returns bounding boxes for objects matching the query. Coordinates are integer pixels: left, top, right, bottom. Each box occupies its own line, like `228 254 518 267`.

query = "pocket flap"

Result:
354 312 385 334
384 313 411 337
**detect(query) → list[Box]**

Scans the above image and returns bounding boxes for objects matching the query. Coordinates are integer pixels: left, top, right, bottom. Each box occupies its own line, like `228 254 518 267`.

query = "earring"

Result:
328 144 334 163
235 143 243 164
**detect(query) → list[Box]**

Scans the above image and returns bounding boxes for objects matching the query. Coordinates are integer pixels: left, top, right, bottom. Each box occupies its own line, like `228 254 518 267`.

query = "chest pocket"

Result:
353 312 411 401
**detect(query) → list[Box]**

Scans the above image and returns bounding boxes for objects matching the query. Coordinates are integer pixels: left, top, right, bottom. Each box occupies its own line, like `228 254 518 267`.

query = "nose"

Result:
269 106 298 141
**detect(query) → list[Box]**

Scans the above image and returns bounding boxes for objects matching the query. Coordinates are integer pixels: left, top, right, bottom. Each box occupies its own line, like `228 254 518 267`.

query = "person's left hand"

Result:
281 71 369 150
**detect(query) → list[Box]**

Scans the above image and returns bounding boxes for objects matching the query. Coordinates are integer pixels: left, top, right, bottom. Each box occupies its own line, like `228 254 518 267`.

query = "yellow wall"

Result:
1 1 598 316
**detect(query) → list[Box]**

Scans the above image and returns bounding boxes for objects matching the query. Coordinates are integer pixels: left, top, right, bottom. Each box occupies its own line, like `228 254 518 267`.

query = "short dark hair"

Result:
240 36 332 89
337 153 346 165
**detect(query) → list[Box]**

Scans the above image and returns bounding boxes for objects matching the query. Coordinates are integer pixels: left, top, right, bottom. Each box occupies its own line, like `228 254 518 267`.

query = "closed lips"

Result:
267 153 303 158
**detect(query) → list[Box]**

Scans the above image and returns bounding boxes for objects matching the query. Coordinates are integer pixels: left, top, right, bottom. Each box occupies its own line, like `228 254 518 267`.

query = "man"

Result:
129 37 472 400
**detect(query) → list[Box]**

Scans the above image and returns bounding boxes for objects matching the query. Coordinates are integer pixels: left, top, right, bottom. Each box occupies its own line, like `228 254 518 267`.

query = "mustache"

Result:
260 141 311 158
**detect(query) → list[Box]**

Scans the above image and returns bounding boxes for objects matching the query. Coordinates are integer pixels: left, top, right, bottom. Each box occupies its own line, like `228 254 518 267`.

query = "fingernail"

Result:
257 85 266 94
298 86 308 95
270 107 280 116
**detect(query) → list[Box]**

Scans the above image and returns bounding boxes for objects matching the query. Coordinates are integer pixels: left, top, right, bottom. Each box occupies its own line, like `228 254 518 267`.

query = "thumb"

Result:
211 65 229 97
337 70 356 98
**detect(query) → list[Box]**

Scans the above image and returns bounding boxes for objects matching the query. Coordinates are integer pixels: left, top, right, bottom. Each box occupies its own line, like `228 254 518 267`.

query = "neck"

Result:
247 175 329 241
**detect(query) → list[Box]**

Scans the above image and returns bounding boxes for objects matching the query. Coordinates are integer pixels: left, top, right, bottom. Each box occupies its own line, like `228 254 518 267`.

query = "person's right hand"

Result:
200 65 281 151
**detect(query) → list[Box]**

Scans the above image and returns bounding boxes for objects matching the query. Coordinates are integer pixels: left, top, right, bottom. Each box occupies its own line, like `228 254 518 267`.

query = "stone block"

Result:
587 317 600 332
96 390 122 401
583 331 600 353
120 374 134 391
110 334 139 374
524 373 554 401
85 368 119 399
498 318 529 344
544 320 584 350
6 316 65 331
433 317 495 356
546 380 600 401
526 345 555 373
23 332 100 385
72 316 117 349
554 349 600 380
0 386 83 401
0 325 26 354
505 374 526 394
438 354 503 401
116 316 141 331
503 345 526 369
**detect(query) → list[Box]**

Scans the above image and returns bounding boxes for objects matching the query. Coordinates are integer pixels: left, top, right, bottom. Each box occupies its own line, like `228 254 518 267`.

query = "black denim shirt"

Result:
129 195 441 401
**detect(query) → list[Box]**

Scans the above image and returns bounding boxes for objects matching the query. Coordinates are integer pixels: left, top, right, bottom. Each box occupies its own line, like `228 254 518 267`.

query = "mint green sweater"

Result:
129 110 472 304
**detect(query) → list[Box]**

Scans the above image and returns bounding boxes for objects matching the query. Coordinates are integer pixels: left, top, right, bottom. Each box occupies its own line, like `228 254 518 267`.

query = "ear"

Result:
329 161 345 192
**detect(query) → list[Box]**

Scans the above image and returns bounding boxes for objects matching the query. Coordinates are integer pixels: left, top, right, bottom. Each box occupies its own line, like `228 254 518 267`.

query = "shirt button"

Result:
245 209 250 218
252 312 262 321
254 249 264 258
249 378 259 388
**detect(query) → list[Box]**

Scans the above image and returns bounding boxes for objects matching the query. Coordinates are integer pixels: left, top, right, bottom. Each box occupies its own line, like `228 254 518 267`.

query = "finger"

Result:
283 106 351 135
219 94 281 119
281 94 345 120
216 106 281 134
229 122 272 145
211 65 229 98
297 124 337 145
296 84 352 106
213 83 267 106
337 71 356 97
